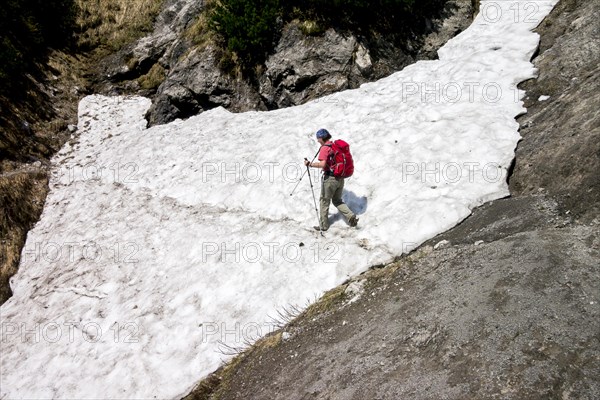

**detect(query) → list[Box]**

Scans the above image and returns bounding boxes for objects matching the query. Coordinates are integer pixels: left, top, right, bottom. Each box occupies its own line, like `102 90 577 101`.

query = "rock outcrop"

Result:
258 24 366 109
257 0 477 110
94 0 203 92
145 44 267 125
510 0 600 222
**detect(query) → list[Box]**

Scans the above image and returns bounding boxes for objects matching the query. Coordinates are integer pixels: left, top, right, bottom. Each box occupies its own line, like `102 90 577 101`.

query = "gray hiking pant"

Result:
320 175 355 230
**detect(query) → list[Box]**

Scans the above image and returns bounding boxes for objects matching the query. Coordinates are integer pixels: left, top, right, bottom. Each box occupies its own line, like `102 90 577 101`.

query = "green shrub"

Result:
280 0 443 34
208 0 280 67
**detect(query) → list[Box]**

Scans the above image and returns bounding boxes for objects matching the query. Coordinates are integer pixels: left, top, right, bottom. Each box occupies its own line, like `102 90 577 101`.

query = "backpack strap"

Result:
324 143 335 175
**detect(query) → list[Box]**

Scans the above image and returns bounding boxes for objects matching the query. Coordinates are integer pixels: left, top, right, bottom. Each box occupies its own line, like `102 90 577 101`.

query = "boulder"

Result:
258 23 361 108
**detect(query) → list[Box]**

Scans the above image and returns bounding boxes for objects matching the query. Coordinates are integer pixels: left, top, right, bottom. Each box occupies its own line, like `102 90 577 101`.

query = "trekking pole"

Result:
290 147 321 196
306 162 324 237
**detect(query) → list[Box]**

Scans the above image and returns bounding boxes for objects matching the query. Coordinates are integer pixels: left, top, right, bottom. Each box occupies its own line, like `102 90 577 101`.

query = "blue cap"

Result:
316 129 329 139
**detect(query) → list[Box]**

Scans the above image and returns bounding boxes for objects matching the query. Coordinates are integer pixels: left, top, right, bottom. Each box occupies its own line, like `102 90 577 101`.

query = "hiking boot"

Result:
349 215 359 227
313 226 328 232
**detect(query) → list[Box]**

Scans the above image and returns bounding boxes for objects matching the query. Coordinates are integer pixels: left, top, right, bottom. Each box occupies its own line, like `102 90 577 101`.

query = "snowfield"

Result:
0 1 558 398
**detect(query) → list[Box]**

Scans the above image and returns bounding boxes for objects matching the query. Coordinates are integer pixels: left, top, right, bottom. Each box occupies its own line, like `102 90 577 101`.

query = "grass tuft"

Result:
184 331 283 400
75 0 164 53
0 170 48 304
299 19 324 36
138 63 166 91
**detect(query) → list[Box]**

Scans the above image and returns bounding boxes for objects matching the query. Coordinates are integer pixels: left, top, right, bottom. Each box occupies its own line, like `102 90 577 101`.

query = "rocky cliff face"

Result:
93 0 202 93
510 0 600 222
258 1 475 111
185 1 600 398
146 43 267 125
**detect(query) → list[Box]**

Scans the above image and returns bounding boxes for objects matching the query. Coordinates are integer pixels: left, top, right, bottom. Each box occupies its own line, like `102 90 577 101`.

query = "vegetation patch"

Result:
75 0 164 53
208 0 281 69
138 63 166 91
0 170 48 304
298 19 324 36
186 1 218 48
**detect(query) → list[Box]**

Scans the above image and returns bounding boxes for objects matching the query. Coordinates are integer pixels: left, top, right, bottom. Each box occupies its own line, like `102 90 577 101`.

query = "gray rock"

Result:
433 239 451 249
97 0 203 86
94 0 474 124
417 0 477 60
354 43 373 74
511 0 600 223
258 0 474 110
258 23 359 108
133 0 203 69
146 45 266 125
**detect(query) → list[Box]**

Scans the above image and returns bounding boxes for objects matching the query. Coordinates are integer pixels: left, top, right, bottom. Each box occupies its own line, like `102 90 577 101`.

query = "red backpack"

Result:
326 140 354 178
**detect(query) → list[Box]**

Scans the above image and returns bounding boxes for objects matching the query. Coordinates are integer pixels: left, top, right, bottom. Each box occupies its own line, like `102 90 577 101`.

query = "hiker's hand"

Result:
304 159 310 167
